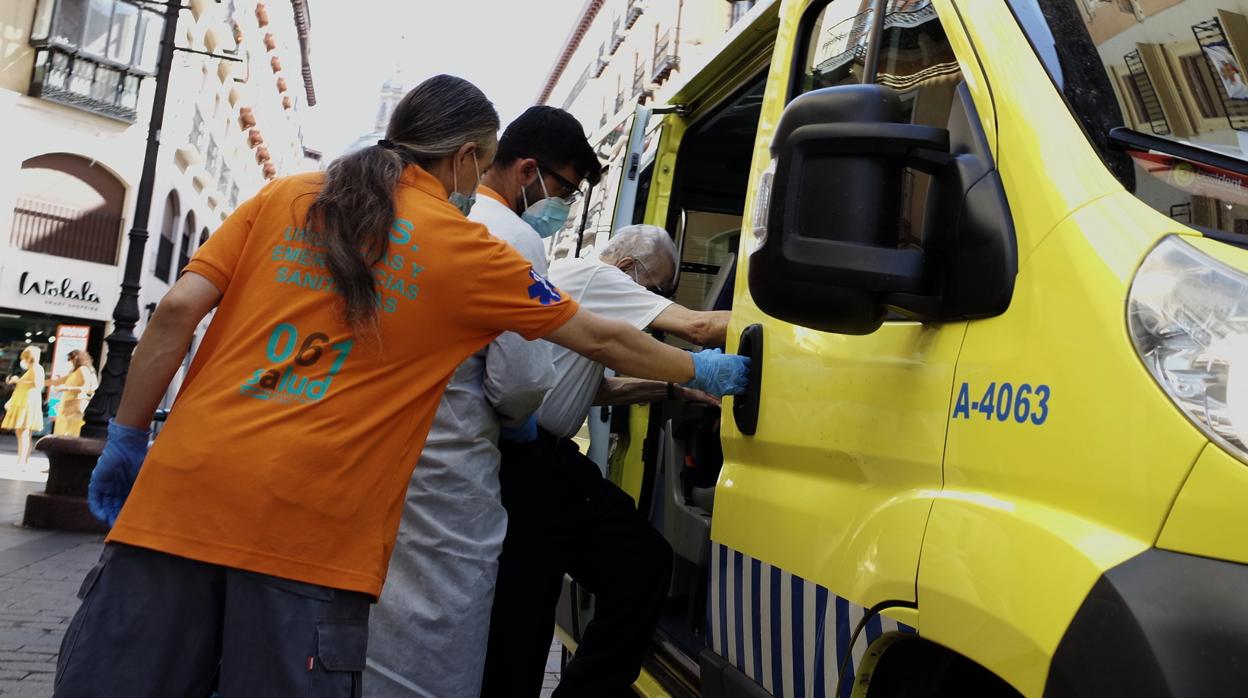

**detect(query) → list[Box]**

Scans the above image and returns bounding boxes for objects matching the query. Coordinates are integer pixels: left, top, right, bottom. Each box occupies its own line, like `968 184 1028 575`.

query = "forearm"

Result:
595 325 694 384
593 377 668 406
114 311 198 429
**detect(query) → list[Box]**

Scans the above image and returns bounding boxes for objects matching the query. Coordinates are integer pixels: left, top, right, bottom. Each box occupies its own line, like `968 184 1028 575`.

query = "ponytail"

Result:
307 74 499 331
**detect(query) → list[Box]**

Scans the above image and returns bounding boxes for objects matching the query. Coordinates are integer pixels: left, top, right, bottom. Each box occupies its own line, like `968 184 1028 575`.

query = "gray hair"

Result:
386 75 499 164
600 224 679 285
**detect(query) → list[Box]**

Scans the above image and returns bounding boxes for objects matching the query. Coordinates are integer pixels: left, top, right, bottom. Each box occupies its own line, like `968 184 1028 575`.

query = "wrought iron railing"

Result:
28 46 143 123
652 29 679 83
608 18 625 55
1123 49 1170 136
10 197 122 265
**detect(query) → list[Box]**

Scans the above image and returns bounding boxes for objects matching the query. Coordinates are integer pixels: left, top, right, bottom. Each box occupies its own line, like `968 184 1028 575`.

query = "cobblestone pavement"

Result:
0 444 104 697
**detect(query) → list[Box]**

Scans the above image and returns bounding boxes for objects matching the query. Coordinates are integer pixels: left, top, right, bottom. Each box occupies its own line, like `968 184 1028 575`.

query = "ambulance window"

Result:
1010 0 1248 245
796 0 870 95
872 2 963 246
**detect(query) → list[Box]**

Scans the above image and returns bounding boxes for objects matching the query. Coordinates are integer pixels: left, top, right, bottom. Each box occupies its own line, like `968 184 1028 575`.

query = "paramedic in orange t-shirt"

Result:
52 75 750 697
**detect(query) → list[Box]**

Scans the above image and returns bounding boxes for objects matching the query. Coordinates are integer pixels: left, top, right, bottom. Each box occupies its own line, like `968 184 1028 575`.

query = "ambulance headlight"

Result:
749 159 775 251
1128 236 1248 463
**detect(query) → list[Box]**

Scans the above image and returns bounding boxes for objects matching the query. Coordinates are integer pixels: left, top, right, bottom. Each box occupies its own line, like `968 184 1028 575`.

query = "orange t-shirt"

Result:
108 166 578 596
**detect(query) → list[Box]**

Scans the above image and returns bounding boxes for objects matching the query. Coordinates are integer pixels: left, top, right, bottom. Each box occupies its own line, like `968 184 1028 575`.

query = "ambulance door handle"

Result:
733 324 763 436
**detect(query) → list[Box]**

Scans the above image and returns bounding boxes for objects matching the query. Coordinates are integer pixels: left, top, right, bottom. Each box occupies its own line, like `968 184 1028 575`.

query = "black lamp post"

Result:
79 0 184 439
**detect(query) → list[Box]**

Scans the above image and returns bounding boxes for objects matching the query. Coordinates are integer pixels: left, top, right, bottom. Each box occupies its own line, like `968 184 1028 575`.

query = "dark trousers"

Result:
482 430 673 698
54 543 371 698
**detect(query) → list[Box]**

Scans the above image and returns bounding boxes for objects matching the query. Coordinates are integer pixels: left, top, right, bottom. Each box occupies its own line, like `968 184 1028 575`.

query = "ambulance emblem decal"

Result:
527 270 562 305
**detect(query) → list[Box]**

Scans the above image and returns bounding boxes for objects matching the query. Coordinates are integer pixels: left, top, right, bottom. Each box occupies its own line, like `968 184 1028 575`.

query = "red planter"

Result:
282 95 293 110
255 146 271 164
263 162 277 179
239 106 256 128
276 76 287 93
255 3 270 27
270 55 282 73
248 128 264 147
264 33 276 51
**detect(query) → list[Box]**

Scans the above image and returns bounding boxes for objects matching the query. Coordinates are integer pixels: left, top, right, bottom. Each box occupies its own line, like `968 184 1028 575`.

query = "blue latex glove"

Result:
685 349 751 397
499 414 538 444
87 420 151 526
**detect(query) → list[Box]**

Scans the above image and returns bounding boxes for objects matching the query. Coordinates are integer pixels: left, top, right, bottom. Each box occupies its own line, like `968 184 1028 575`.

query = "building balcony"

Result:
625 0 645 29
608 18 625 55
652 31 679 84
28 46 144 122
592 55 608 79
632 64 651 103
614 91 625 114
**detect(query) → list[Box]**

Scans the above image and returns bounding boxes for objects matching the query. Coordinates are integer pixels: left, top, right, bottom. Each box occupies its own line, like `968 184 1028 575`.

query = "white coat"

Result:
365 191 554 697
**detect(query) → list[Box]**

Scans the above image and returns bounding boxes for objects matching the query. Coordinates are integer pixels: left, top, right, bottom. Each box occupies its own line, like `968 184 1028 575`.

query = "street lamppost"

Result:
81 0 184 440
27 0 236 531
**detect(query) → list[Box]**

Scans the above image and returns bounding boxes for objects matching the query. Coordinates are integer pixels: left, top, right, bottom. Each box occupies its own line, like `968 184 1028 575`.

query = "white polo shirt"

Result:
537 257 674 438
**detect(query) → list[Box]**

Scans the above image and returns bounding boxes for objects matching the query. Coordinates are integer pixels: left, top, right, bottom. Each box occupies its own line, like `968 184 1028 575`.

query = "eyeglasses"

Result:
536 162 584 205
631 258 674 298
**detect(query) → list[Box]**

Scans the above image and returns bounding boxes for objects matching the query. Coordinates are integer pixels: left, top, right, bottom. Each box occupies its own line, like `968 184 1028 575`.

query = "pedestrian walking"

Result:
53 74 748 698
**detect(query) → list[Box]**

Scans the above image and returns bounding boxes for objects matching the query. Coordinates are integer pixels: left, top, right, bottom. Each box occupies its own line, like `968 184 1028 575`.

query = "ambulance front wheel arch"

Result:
857 635 1020 698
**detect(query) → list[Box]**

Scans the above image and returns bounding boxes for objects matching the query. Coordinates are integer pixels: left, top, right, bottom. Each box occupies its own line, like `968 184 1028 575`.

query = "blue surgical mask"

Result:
449 151 481 217
521 169 572 238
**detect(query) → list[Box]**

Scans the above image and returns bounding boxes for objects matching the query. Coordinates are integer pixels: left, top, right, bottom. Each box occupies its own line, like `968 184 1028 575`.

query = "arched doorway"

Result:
10 154 126 265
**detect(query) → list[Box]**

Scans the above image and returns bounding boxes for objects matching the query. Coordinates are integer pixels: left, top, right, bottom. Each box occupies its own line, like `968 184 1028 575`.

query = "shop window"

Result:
178 211 195 274
10 153 124 265
199 227 210 247
154 191 178 283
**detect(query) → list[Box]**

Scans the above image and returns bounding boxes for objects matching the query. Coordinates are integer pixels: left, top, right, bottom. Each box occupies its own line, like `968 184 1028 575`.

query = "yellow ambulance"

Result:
553 1 1248 695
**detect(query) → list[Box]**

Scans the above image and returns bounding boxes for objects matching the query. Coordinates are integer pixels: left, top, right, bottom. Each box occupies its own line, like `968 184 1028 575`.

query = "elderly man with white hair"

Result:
482 224 737 698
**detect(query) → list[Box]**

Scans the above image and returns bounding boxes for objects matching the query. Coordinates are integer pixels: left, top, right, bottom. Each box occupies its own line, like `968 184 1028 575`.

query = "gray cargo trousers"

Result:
53 543 371 697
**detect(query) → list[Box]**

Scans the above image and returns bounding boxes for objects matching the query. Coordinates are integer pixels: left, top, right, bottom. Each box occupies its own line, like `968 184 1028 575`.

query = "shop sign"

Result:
0 249 118 321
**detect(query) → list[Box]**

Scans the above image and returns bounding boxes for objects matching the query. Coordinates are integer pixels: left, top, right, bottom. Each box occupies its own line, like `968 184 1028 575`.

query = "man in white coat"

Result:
364 106 602 697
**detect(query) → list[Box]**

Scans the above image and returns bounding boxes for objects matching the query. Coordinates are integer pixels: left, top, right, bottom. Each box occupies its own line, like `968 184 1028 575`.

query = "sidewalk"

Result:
0 436 104 697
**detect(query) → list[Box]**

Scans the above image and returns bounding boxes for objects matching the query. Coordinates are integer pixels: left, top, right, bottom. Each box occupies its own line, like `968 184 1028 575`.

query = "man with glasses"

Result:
483 224 732 697
365 106 602 698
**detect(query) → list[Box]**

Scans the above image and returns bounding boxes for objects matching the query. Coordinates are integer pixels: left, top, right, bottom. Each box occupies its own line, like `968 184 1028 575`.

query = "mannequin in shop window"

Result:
3 346 45 465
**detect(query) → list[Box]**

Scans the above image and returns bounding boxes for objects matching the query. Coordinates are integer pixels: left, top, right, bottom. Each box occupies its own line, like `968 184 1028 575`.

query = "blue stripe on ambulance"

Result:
708 542 917 697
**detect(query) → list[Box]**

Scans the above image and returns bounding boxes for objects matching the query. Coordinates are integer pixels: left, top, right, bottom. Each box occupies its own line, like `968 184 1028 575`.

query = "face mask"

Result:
449 151 481 217
520 169 573 239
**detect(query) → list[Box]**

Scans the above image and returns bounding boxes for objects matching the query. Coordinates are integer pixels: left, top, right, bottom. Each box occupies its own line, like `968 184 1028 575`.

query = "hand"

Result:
684 349 750 397
87 420 151 526
675 386 721 408
499 414 538 444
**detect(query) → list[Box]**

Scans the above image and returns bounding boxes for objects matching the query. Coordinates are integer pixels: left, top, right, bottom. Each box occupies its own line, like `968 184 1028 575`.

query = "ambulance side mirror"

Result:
748 84 949 335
